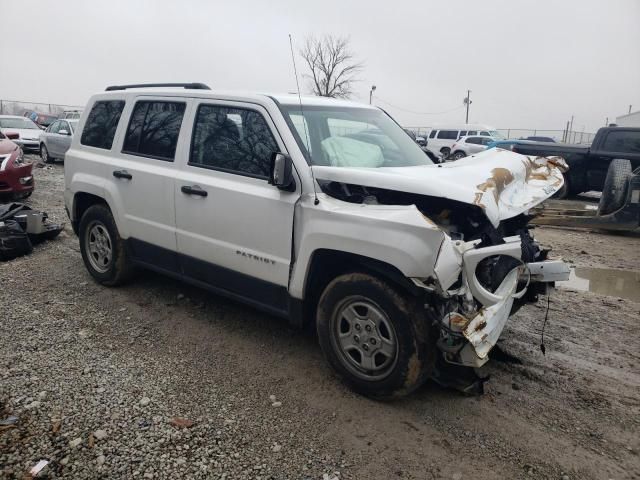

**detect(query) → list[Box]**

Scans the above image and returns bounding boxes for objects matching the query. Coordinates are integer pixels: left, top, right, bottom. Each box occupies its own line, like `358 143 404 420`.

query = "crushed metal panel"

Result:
463 269 519 359
313 150 565 228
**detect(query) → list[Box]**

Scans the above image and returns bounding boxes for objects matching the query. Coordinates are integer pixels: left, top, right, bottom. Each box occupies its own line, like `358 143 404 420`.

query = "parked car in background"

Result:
522 136 556 142
427 124 504 158
448 135 497 160
62 109 83 120
0 115 43 152
0 132 34 200
23 110 58 129
40 119 79 163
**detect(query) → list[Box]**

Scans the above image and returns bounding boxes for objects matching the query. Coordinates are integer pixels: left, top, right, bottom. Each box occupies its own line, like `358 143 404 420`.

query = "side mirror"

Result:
58 129 69 136
269 153 295 191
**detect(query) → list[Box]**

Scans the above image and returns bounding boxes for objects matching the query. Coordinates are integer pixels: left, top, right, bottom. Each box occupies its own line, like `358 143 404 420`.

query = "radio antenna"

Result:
289 34 319 205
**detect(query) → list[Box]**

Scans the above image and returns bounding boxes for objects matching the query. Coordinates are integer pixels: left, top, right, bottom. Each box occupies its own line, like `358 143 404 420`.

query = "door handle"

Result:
181 185 208 197
113 170 132 180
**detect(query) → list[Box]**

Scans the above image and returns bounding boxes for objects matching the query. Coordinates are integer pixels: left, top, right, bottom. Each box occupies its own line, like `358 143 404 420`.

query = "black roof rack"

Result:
105 83 211 92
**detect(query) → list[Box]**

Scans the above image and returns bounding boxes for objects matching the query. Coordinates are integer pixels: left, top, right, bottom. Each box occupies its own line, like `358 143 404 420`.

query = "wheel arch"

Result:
296 249 422 329
71 192 110 235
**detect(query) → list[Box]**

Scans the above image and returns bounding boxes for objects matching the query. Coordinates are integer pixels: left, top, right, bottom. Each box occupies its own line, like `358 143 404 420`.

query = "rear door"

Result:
107 97 189 272
466 137 483 154
174 100 299 314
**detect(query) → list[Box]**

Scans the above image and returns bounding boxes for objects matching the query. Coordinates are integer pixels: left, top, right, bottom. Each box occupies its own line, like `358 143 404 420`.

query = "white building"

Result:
616 110 640 127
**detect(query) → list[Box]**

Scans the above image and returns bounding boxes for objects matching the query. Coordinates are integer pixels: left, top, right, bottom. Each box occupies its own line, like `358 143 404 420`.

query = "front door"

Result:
174 101 299 315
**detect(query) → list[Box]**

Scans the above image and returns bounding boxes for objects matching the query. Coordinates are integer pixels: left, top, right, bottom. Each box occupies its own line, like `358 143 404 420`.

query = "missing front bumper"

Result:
434 236 570 368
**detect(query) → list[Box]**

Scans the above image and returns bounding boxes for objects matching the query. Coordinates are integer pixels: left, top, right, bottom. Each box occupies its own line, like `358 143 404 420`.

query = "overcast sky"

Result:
1 0 638 133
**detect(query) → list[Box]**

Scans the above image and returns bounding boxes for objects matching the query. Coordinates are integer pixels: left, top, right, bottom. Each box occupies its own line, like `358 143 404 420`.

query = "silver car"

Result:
40 119 79 163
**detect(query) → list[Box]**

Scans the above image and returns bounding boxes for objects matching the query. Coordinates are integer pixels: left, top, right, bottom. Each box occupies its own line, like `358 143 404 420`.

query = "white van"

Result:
427 124 504 157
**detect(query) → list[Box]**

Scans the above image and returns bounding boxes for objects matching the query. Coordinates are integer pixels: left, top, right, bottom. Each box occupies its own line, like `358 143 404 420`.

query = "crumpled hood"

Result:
313 148 566 227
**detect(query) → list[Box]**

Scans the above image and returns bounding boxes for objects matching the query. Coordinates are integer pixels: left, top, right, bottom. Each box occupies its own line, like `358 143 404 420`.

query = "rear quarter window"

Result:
80 100 125 149
437 130 458 140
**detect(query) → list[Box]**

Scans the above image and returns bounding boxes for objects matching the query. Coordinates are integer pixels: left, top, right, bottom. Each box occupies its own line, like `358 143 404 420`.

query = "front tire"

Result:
316 273 435 398
440 147 451 159
452 151 466 160
79 204 134 286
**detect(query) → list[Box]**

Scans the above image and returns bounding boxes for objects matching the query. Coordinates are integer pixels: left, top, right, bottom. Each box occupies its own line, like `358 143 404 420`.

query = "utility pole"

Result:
369 85 376 105
605 117 608 126
464 90 471 123
569 115 574 143
629 105 633 114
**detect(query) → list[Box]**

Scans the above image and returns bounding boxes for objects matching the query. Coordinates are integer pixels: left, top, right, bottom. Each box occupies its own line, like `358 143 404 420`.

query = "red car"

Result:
0 132 34 200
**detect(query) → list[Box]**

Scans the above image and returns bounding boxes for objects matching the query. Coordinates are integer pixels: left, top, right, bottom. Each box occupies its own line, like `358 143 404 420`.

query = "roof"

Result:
429 123 497 130
96 87 375 109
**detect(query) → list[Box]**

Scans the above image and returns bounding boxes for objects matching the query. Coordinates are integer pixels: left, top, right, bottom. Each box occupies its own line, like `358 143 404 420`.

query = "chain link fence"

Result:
405 126 596 144
0 99 84 117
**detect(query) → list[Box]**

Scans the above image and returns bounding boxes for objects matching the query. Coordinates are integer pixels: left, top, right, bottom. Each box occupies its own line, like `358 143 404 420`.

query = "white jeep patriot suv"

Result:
65 83 569 397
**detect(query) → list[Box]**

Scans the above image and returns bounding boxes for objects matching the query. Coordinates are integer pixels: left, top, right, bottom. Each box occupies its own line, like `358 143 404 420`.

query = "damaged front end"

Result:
314 151 570 377
427 230 569 370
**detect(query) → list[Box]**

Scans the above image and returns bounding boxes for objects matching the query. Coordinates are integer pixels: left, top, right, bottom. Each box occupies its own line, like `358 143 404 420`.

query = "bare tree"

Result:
300 36 363 98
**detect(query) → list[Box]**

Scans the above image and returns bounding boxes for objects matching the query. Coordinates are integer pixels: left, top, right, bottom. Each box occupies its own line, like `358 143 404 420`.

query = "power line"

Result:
373 96 465 115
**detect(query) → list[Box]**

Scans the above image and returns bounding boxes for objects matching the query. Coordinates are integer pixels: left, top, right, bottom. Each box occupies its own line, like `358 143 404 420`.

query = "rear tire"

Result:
440 147 451 159
79 204 134 286
40 144 54 164
316 272 435 398
598 159 632 215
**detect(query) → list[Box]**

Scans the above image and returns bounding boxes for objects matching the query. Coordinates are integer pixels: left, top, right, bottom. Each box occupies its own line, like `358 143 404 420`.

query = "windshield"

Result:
0 118 40 130
281 105 432 167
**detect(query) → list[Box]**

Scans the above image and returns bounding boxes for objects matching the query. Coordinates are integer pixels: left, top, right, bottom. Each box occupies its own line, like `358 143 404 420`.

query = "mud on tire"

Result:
79 204 134 286
316 272 436 398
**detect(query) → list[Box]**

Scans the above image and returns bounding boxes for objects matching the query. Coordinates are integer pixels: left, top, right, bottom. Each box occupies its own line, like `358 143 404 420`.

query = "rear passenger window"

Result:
122 101 186 161
602 130 640 154
437 130 458 140
189 104 278 179
81 100 125 149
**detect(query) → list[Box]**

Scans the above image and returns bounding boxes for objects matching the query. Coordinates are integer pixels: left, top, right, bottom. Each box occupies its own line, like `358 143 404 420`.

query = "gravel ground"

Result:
1 157 639 479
